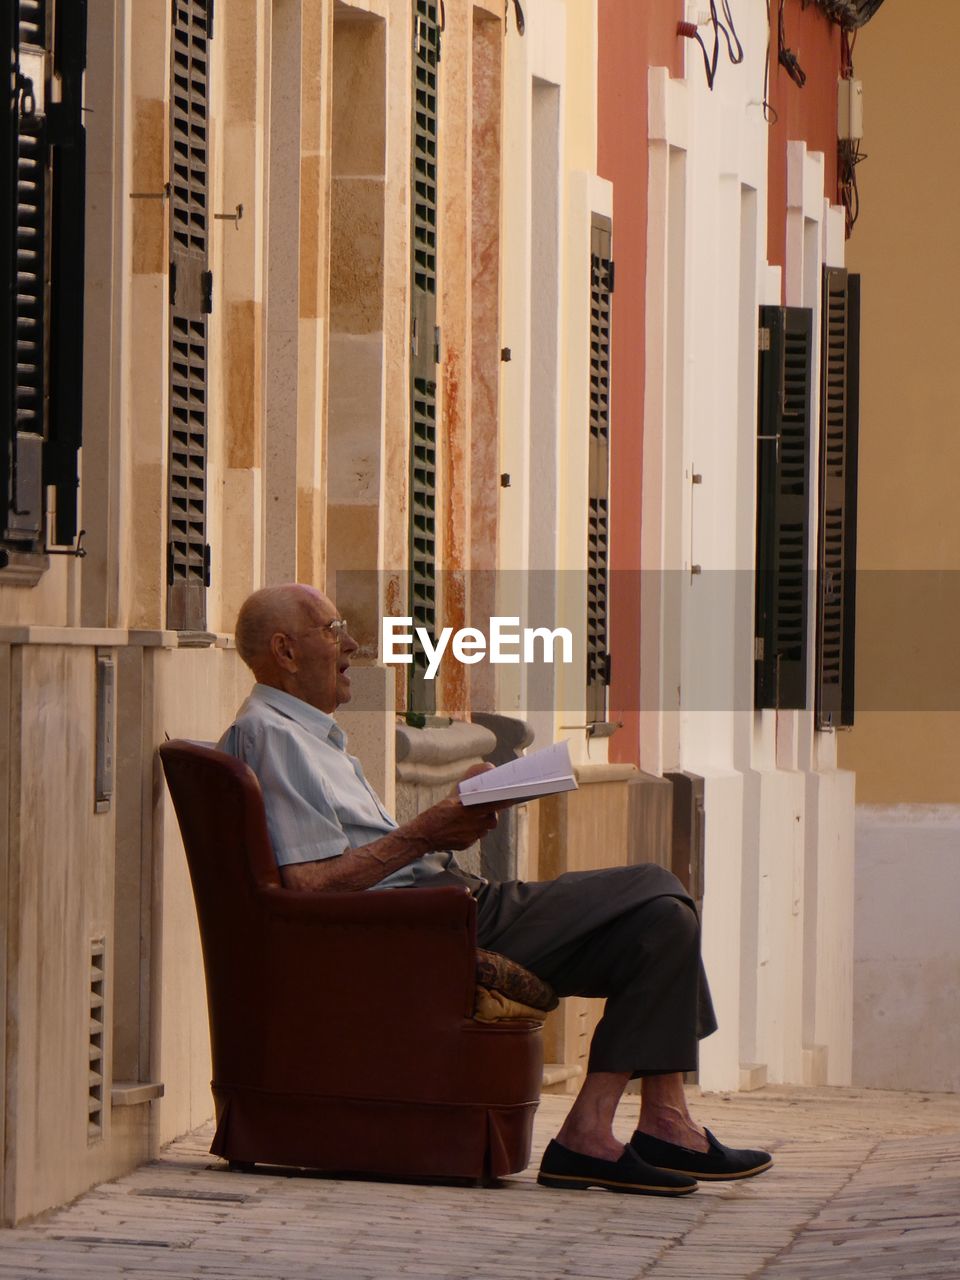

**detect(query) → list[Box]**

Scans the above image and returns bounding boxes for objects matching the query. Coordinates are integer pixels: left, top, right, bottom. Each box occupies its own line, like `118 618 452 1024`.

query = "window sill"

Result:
0 549 49 586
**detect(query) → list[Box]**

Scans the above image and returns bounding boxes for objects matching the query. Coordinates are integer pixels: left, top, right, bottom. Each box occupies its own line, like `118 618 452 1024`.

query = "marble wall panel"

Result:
329 179 386 334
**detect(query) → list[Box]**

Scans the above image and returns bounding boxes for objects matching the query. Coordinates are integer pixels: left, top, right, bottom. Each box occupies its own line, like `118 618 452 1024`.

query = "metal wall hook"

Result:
130 182 171 202
46 529 87 558
18 74 37 118
214 203 244 229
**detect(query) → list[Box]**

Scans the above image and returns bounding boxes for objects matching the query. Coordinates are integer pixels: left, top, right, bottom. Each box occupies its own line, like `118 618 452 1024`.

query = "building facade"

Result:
1 0 881 1221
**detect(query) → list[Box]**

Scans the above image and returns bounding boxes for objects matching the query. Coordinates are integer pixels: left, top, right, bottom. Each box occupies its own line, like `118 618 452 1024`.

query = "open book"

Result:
458 740 578 807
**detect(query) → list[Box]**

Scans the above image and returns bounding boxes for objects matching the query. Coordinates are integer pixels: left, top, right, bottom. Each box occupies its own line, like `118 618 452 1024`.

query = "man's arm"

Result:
280 792 500 893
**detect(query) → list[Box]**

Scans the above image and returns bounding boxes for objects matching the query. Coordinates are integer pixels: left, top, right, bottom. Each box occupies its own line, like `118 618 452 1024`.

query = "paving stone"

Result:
0 1086 958 1278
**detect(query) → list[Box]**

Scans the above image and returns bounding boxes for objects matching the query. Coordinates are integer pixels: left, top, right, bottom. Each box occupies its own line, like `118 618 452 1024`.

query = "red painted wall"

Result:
598 2 683 767
766 2 840 277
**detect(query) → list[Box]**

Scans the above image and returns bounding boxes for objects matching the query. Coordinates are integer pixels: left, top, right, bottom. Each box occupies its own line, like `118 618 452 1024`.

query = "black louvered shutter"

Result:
815 268 859 729
2 4 48 548
2 2 86 559
587 215 613 727
755 305 813 710
44 0 87 545
166 0 211 632
408 0 440 716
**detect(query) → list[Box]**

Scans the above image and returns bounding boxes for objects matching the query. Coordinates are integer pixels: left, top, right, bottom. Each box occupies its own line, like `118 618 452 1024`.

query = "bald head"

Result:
234 584 331 675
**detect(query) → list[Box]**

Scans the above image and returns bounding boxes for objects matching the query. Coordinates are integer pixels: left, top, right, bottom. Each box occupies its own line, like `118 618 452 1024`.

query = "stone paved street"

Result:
0 1086 957 1279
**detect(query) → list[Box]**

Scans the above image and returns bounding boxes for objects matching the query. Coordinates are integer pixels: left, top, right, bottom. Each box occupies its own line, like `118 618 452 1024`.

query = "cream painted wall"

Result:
498 0 611 765
152 647 251 1146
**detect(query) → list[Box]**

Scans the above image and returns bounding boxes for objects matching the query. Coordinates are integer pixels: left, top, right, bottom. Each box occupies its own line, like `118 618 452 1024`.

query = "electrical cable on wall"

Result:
762 0 778 122
837 27 865 236
719 0 744 64
677 0 744 92
778 0 807 87
838 137 864 235
504 0 524 35
802 0 886 28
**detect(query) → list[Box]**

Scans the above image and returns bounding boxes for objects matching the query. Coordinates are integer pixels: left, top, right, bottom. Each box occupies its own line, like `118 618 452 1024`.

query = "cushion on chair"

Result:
475 949 558 1013
474 987 550 1023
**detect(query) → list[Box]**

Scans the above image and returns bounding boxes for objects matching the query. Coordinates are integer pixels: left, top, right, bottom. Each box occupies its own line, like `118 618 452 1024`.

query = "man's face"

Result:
284 590 358 714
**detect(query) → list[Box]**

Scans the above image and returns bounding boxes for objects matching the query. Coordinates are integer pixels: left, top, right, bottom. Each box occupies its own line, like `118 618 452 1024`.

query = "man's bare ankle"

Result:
636 1104 709 1152
554 1128 625 1162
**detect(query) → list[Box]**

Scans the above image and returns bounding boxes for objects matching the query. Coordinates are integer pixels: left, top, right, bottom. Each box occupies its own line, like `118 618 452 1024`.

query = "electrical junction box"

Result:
838 77 864 141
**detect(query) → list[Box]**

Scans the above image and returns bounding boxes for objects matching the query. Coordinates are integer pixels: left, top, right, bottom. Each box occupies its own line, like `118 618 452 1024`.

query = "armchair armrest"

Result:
257 884 476 930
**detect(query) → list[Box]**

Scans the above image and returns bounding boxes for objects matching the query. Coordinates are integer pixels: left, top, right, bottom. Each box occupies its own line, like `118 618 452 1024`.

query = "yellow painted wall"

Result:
837 1 960 803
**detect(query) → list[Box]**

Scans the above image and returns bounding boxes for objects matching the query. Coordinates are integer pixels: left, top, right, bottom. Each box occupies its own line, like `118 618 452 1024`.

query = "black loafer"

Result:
537 1139 698 1196
630 1127 772 1180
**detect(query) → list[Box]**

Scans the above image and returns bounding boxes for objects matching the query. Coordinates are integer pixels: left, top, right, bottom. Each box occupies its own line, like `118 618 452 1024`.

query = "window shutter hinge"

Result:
169 262 177 307
203 544 211 587
166 542 174 587
207 0 214 41
602 653 612 685
606 260 615 293
758 326 771 352
201 271 213 314
754 636 765 661
434 324 441 364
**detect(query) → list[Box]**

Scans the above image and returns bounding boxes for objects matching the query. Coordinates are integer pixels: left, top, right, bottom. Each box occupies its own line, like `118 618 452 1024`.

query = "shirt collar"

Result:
250 683 346 748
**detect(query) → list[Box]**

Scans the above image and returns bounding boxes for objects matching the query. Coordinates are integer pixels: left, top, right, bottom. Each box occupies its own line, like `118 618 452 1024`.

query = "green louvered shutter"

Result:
408 0 440 715
755 305 813 710
587 215 613 727
167 0 212 632
816 268 859 729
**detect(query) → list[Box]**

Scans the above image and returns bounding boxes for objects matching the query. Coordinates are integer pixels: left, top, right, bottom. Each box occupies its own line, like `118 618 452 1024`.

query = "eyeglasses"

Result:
321 618 350 643
299 618 349 643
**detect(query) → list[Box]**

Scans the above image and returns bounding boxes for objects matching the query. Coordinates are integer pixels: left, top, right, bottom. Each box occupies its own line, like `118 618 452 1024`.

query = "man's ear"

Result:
269 631 298 672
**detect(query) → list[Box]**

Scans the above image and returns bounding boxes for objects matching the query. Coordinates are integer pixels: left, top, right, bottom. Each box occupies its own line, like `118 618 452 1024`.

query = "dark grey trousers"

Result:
474 864 718 1077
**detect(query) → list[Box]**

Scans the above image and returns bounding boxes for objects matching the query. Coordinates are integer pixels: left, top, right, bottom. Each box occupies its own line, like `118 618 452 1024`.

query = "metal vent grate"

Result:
88 939 105 1141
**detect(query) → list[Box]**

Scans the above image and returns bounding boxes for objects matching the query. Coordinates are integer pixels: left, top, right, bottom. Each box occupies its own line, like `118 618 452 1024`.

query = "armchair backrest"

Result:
158 741 283 1056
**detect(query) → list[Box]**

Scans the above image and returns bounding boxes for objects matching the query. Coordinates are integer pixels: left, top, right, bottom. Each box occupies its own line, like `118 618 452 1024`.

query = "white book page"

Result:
458 740 574 799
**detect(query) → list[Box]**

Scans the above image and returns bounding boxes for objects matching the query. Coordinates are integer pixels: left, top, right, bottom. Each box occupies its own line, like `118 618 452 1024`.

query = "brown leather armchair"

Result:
158 740 543 1180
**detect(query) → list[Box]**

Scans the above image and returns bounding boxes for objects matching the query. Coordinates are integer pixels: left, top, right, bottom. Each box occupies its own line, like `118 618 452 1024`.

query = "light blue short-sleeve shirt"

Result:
218 684 478 891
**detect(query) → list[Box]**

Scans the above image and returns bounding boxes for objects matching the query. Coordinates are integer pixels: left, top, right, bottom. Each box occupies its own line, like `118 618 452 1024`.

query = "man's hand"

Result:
456 761 495 789
407 791 500 852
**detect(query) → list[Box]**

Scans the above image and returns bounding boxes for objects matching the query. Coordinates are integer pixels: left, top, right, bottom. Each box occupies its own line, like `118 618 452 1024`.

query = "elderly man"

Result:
220 583 772 1195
